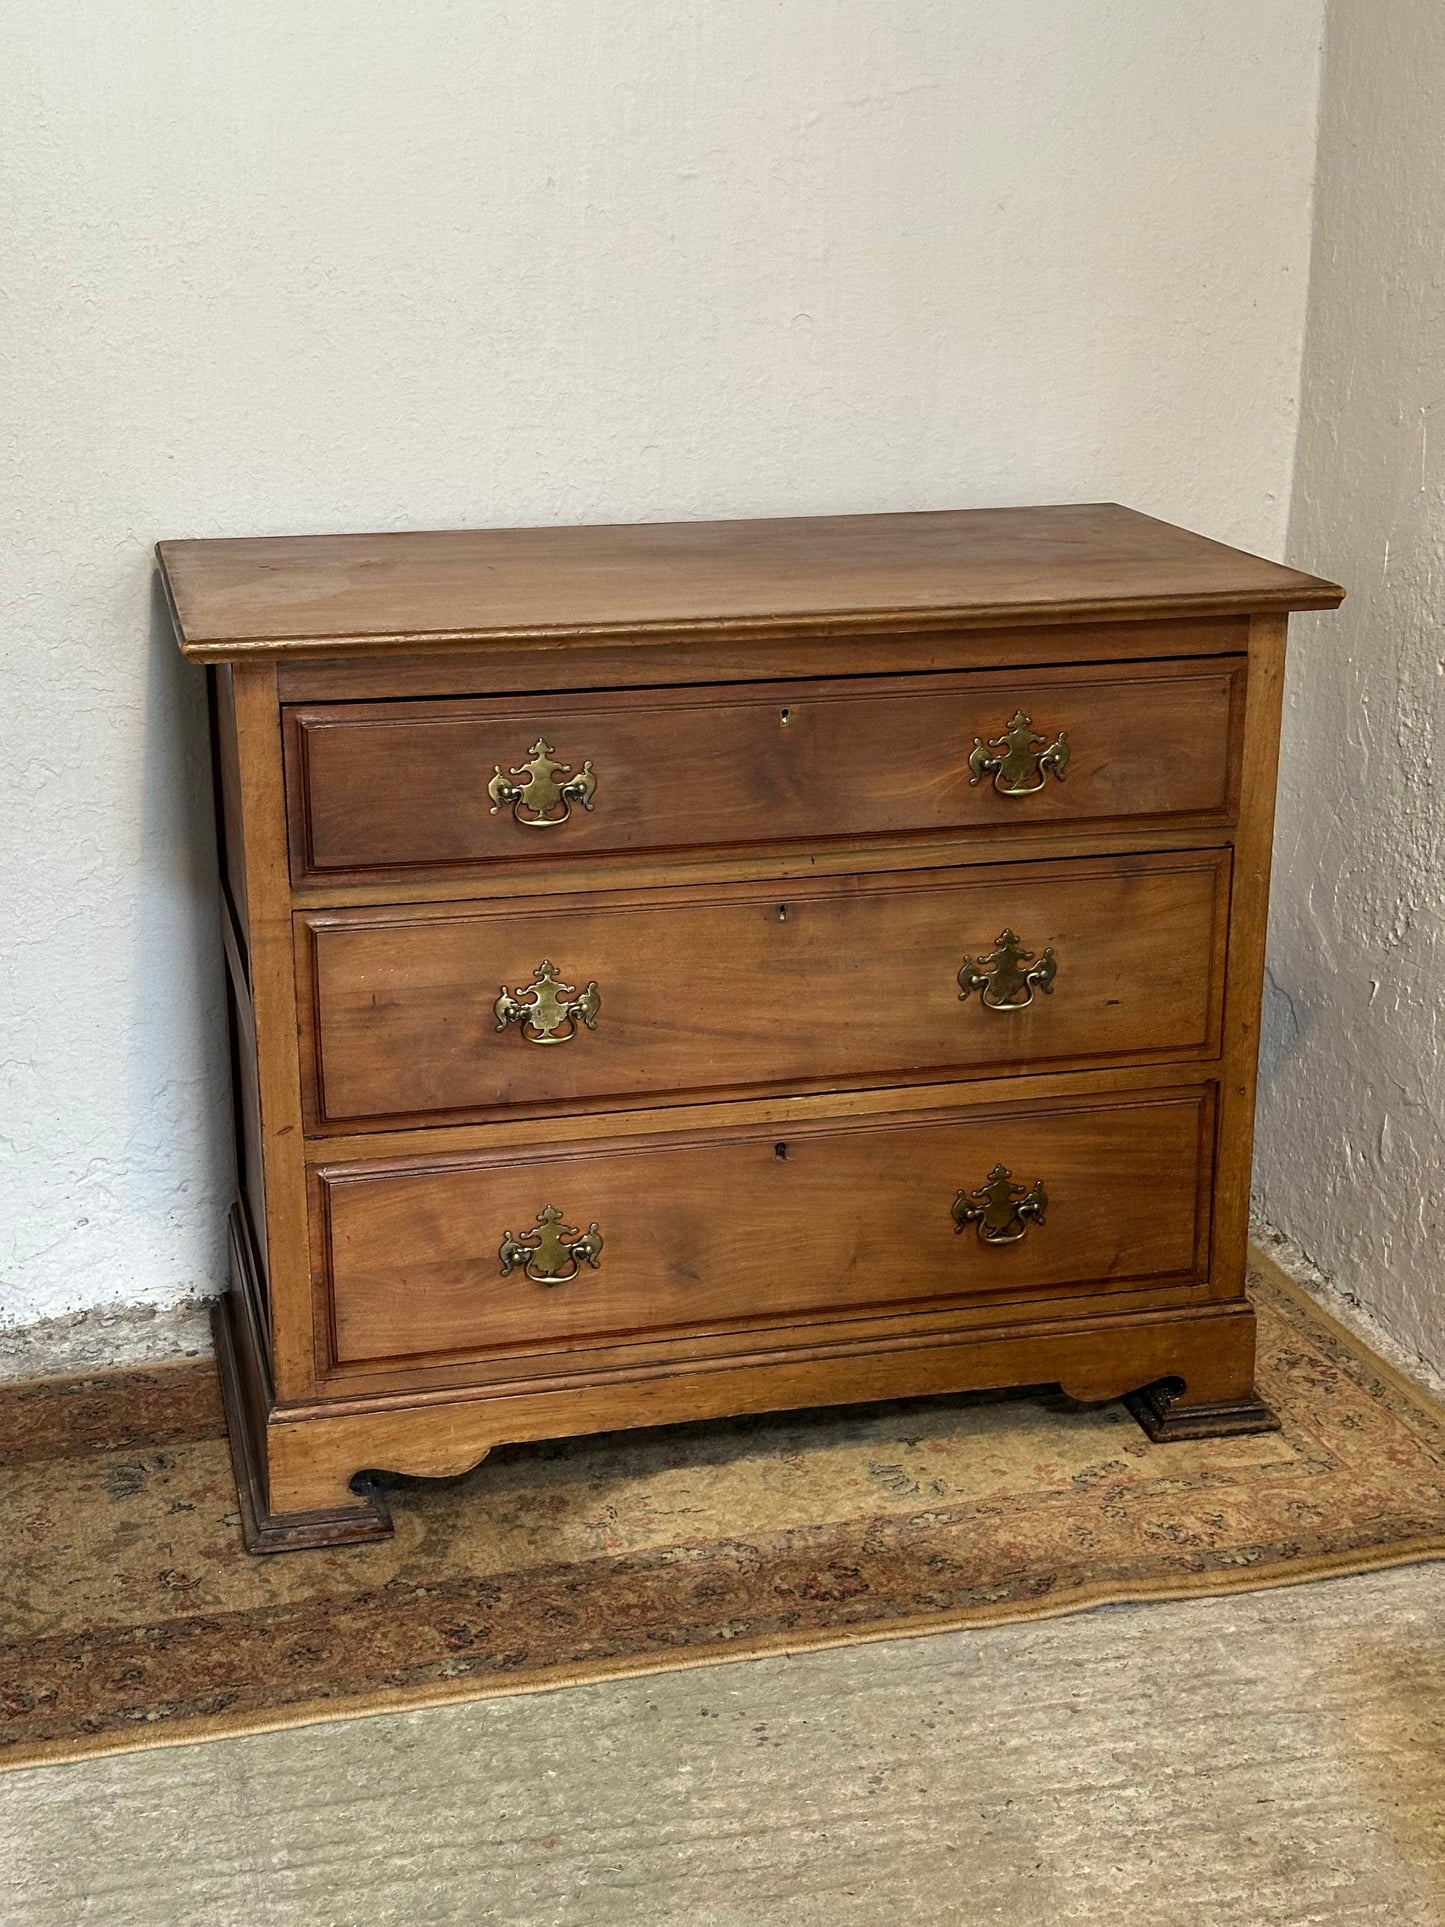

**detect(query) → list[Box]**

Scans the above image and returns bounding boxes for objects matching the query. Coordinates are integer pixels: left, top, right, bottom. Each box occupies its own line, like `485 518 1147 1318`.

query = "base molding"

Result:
1124 1377 1281 1442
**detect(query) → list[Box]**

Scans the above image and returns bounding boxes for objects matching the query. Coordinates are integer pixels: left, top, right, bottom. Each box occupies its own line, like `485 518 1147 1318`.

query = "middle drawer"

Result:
298 849 1229 1129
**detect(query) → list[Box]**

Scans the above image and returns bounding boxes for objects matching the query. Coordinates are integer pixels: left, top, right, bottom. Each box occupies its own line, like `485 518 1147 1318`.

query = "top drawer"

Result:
283 658 1245 886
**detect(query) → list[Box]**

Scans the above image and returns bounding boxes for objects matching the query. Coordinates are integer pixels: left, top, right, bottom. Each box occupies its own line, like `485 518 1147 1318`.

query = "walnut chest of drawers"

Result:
159 505 1343 1552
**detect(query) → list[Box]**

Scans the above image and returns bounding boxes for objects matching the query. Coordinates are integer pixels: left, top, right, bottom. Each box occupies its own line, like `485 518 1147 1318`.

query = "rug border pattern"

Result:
5 1252 1443 1773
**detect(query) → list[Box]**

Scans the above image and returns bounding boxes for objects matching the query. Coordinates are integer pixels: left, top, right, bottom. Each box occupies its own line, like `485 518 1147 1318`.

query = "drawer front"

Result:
318 1087 1214 1368
285 660 1244 881
300 851 1230 1127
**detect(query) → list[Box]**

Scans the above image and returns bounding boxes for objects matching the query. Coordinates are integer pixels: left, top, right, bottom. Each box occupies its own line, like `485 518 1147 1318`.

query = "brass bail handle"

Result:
495 961 600 1046
488 738 598 828
968 711 1069 797
957 930 1058 1012
498 1204 604 1286
952 1165 1048 1245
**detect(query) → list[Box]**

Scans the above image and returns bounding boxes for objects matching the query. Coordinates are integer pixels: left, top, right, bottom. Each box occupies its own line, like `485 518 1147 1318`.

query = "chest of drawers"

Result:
160 505 1342 1551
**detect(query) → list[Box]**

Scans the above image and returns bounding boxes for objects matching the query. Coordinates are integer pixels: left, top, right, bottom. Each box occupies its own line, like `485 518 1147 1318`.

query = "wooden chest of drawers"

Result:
160 505 1342 1551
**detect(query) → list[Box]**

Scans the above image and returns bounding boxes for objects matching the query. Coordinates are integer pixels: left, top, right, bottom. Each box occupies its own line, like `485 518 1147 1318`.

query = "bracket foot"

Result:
1124 1378 1281 1443
212 1276 395 1555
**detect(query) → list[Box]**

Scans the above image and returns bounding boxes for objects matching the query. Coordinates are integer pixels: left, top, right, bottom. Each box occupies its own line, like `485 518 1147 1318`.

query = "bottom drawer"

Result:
317 1086 1214 1369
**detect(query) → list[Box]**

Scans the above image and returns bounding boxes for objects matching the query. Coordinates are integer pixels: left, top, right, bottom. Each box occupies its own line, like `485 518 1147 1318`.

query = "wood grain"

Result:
298 851 1230 1129
263 1299 1262 1514
158 505 1343 662
163 505 1341 1546
288 821 1233 914
227 664 315 1400
208 667 250 947
284 659 1245 885
316 1087 1214 1369
273 616 1252 703
1206 613 1293 1302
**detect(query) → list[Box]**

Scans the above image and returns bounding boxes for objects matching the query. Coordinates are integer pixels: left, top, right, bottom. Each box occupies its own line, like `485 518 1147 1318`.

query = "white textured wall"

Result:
1 2 1326 1328
1256 0 1445 1368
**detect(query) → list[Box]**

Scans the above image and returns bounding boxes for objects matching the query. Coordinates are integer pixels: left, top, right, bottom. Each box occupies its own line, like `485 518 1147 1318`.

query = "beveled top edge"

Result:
157 504 1345 661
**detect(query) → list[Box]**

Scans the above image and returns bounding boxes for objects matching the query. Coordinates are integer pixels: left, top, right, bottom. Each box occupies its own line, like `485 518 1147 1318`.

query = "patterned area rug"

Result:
5 1256 1445 1771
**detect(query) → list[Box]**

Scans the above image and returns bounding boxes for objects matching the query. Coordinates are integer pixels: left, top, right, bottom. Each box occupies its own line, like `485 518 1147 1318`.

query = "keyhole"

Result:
779 707 791 726
775 1142 788 1161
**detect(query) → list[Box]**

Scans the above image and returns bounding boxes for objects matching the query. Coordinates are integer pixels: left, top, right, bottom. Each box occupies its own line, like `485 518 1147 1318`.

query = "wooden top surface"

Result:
158 504 1343 661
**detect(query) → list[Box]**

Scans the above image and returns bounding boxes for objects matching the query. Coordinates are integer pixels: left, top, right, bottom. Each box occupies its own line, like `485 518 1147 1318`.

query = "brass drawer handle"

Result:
495 960 600 1045
488 738 597 827
952 1165 1048 1245
958 929 1057 1012
499 1204 604 1286
968 711 1069 795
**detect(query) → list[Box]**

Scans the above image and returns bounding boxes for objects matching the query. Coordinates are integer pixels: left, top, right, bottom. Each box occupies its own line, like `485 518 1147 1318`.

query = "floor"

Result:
3 1562 1443 1926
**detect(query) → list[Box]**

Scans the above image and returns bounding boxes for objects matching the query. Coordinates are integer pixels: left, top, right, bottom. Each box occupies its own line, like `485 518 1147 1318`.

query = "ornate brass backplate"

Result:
494 960 601 1046
968 712 1069 796
498 1204 604 1286
957 929 1058 1012
488 738 597 827
952 1165 1048 1245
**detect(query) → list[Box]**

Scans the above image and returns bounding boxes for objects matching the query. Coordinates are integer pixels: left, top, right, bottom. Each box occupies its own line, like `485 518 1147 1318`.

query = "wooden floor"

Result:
3 1563 1443 1925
